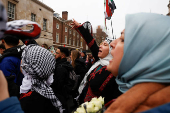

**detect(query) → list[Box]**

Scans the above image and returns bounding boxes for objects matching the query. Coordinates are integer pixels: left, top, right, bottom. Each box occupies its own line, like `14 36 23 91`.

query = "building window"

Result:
77 34 79 38
77 40 79 46
8 2 15 20
65 36 67 44
31 13 36 22
43 18 47 31
69 38 71 45
73 32 75 36
65 27 67 32
86 45 88 50
69 30 72 34
81 41 82 46
56 23 59 29
56 33 59 43
73 40 75 46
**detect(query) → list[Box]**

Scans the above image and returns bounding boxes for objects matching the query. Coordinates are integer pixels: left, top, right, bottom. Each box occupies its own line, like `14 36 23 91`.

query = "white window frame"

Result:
69 38 71 45
77 40 79 46
56 33 59 43
77 34 79 38
81 41 82 47
73 31 75 36
8 2 15 20
69 30 72 34
65 36 67 44
31 13 36 22
86 45 88 50
56 23 59 29
65 27 67 32
43 18 47 31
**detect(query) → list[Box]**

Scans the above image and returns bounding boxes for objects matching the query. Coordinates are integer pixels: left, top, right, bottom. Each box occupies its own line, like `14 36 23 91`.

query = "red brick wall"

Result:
53 17 87 51
62 11 68 20
53 17 63 48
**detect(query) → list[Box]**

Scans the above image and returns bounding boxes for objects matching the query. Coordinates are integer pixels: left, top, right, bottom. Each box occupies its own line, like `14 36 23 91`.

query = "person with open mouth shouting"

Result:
71 19 122 105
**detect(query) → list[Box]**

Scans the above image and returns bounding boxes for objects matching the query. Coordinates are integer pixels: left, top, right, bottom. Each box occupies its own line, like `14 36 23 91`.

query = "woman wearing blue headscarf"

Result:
105 13 170 113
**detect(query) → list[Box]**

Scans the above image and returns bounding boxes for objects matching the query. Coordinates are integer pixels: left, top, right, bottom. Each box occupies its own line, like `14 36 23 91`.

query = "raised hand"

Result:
70 19 80 29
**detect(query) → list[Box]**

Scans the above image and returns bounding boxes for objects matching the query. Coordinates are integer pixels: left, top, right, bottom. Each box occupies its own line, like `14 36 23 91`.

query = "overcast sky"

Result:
40 0 169 38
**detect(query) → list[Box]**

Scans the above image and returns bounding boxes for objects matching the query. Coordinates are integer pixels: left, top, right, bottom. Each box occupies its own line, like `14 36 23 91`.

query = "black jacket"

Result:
52 58 73 96
20 91 59 113
51 58 74 112
74 58 87 82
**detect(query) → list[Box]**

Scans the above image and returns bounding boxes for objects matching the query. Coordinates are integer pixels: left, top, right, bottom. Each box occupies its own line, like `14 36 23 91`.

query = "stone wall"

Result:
2 0 54 47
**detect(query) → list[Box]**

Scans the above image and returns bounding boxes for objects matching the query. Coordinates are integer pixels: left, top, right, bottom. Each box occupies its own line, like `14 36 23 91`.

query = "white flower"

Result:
75 96 105 113
91 100 102 109
86 102 95 112
81 102 89 107
75 107 86 113
98 96 105 105
91 97 98 102
93 106 100 112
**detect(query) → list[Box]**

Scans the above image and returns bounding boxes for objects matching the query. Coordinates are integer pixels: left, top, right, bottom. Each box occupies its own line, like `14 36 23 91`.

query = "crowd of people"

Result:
0 1 170 113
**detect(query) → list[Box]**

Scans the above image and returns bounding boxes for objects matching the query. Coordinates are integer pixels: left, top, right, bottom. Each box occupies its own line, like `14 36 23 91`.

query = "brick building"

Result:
53 11 87 51
93 26 108 46
2 0 54 47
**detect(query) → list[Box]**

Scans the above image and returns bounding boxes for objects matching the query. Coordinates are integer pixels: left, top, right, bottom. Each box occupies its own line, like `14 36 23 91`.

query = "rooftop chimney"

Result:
62 11 68 20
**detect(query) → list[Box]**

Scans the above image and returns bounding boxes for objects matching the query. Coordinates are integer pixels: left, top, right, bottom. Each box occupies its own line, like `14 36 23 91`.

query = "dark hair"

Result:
3 35 19 46
0 44 5 49
58 46 69 57
82 51 86 56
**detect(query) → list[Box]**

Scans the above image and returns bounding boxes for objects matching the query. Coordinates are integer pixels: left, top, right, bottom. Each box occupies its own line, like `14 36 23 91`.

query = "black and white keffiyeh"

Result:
0 0 7 39
78 37 114 98
83 21 93 35
21 44 64 113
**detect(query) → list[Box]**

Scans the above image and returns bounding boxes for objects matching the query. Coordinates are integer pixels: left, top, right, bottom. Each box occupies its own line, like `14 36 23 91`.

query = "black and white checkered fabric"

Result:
83 21 93 35
21 44 64 113
0 0 7 39
105 37 114 44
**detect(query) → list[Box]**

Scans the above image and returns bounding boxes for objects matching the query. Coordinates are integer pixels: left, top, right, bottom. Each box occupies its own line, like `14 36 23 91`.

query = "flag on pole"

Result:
104 0 116 39
105 0 116 20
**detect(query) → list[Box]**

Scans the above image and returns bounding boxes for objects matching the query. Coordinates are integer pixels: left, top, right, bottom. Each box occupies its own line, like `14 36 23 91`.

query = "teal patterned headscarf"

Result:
116 13 170 93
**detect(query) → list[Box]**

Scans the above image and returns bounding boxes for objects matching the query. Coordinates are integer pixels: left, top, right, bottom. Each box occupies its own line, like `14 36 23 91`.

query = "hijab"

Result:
116 13 170 93
78 37 113 95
